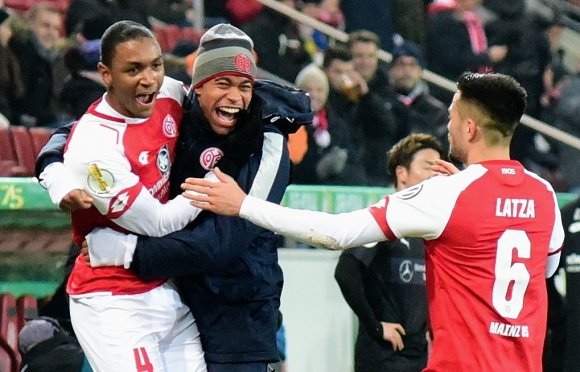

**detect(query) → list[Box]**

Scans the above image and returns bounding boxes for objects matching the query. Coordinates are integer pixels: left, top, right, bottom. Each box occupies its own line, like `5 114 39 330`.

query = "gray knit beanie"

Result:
191 23 257 89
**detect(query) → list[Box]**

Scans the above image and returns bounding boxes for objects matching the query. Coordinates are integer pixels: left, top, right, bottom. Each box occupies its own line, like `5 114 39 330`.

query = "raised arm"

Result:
183 167 387 250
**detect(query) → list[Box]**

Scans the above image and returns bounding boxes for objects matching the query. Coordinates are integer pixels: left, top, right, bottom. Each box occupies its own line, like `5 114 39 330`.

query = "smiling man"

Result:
39 21 208 372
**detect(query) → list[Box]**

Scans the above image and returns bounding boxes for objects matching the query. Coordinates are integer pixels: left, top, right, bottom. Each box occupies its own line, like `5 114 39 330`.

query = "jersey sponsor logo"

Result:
87 163 114 194
488 321 529 338
106 185 140 219
148 173 170 200
162 114 177 138
156 145 170 175
391 257 426 284
495 198 535 218
396 184 423 200
399 260 414 283
139 151 149 165
199 147 224 170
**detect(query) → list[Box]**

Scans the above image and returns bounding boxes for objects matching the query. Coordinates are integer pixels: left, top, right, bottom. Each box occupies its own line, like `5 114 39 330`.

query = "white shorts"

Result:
70 282 206 372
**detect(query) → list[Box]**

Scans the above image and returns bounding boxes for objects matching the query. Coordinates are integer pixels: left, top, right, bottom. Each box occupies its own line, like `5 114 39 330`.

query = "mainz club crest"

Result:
234 53 252 73
162 114 177 138
199 147 224 170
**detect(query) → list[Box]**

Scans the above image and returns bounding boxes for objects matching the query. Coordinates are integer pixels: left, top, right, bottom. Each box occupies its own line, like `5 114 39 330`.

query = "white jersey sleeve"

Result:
63 120 200 237
239 196 387 250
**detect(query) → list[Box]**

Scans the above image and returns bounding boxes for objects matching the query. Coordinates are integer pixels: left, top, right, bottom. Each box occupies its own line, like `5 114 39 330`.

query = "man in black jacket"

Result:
334 133 445 372
36 24 312 372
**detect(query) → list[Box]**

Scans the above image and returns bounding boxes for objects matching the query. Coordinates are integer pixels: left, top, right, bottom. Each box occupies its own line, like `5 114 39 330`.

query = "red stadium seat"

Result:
29 127 55 158
0 293 19 372
0 128 28 176
164 25 183 53
0 339 15 372
180 27 205 46
16 295 38 333
152 25 171 53
9 126 35 176
0 128 16 162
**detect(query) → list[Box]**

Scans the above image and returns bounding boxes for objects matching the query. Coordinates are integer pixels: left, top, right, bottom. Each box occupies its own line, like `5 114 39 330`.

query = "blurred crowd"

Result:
0 0 579 191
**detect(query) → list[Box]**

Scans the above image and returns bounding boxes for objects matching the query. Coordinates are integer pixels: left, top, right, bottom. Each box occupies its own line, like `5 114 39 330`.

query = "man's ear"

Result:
98 62 111 89
465 118 478 142
395 165 407 188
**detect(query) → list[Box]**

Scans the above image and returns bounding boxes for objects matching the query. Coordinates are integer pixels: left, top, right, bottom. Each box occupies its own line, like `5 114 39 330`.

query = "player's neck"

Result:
466 146 511 165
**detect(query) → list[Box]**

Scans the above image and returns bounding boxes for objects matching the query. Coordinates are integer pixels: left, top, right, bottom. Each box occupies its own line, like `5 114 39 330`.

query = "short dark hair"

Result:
100 21 156 66
322 44 351 69
456 72 527 138
387 133 445 178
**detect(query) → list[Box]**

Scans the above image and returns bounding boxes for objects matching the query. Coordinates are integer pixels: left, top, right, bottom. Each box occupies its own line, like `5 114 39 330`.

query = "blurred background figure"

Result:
386 38 449 155
0 7 25 126
335 133 446 372
9 2 66 127
60 13 113 119
426 0 507 105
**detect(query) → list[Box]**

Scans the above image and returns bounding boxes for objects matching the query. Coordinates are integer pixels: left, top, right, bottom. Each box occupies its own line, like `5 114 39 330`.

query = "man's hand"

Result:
381 322 406 351
182 167 246 216
431 159 460 176
59 189 93 211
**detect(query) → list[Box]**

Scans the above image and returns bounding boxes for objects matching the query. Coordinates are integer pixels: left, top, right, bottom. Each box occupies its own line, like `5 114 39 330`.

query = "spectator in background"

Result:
291 63 349 185
60 13 113 119
335 133 446 372
0 8 25 125
10 2 66 127
319 45 368 185
387 39 449 155
348 30 389 98
348 30 400 185
426 0 508 104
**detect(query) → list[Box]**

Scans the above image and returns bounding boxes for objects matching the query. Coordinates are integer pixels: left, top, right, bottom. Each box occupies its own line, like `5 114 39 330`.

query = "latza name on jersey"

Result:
495 198 535 218
489 321 529 338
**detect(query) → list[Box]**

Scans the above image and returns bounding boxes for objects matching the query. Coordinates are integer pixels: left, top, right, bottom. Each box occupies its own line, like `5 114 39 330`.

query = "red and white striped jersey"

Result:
368 160 564 371
63 77 198 296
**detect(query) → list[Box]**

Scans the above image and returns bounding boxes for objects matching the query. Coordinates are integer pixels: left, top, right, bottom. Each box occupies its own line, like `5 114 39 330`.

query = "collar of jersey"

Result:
88 93 149 125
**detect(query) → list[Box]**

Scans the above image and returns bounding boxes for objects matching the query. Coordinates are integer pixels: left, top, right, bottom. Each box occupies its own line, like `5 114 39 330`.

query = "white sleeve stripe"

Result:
248 132 284 200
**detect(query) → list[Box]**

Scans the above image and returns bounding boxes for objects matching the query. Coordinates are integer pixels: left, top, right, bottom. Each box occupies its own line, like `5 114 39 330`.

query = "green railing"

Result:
0 177 577 298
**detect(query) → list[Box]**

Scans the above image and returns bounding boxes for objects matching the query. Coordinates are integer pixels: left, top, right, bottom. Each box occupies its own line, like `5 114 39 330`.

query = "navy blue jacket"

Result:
131 102 291 364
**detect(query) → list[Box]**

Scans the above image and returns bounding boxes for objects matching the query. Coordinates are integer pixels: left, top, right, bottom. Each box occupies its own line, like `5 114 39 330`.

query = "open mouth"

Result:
216 107 241 123
136 92 156 105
